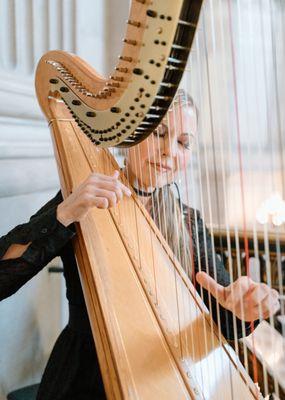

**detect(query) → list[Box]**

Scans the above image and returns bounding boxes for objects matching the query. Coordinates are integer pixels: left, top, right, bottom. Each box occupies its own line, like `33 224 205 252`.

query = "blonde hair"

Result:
150 185 193 277
150 89 198 278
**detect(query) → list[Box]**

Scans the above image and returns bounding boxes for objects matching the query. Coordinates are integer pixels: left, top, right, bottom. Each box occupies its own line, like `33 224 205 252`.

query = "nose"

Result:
162 133 178 158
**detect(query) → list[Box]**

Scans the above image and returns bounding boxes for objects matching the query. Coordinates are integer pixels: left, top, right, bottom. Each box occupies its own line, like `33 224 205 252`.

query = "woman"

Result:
0 93 280 399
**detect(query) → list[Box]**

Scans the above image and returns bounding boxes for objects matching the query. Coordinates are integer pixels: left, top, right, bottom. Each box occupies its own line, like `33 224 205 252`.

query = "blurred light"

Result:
256 193 285 226
256 206 269 224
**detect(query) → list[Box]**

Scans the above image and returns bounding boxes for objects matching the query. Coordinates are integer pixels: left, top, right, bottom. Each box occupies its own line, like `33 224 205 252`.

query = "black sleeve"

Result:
190 208 258 340
0 191 75 301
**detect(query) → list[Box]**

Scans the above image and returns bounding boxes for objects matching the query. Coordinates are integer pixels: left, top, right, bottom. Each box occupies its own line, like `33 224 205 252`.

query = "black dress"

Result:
0 192 254 400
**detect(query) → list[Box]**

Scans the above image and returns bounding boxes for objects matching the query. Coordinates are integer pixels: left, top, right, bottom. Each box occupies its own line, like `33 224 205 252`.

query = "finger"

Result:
254 295 280 319
112 170 120 179
93 197 108 209
196 272 226 305
271 288 280 301
109 173 132 197
90 171 120 182
244 283 269 306
226 277 256 309
120 183 132 197
97 180 131 198
257 300 280 320
95 183 123 201
94 189 117 208
90 173 131 197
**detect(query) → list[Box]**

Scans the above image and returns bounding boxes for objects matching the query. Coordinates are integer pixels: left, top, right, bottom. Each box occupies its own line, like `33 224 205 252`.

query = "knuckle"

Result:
84 184 94 192
82 194 93 207
97 198 107 208
260 283 268 291
238 276 250 288
272 289 279 298
114 181 120 190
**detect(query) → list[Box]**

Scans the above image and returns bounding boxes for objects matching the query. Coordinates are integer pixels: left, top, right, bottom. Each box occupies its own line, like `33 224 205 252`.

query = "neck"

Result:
123 167 154 208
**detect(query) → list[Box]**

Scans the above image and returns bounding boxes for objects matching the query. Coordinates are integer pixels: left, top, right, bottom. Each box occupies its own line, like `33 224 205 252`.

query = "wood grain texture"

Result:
44 96 262 400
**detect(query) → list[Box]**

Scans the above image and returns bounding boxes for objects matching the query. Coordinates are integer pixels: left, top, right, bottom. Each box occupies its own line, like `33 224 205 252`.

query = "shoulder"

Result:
181 203 202 222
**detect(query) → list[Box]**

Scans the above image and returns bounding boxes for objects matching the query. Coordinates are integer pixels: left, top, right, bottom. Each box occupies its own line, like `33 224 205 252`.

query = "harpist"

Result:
0 95 279 400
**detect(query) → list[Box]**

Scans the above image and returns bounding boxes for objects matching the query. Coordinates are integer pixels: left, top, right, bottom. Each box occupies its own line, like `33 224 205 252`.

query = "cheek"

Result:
178 150 191 170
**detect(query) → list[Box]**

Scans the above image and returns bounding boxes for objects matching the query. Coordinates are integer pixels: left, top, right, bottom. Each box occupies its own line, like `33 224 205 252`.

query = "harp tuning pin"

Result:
123 38 137 46
127 19 141 27
106 87 116 93
115 67 129 73
119 55 133 63
106 82 120 88
110 75 124 82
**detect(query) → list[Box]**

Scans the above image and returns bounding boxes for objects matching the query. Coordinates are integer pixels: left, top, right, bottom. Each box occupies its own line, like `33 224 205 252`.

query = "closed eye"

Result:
178 132 191 149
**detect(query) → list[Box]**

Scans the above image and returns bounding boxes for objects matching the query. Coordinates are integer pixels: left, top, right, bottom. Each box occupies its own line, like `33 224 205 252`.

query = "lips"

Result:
149 162 172 172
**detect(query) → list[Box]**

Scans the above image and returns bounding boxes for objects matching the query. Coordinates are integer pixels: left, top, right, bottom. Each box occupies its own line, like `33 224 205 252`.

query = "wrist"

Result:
56 204 73 227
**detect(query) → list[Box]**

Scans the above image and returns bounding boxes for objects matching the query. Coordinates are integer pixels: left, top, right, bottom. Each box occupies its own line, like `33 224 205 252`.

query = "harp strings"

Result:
171 91 213 387
105 0 284 397
196 12 236 396
227 0 258 389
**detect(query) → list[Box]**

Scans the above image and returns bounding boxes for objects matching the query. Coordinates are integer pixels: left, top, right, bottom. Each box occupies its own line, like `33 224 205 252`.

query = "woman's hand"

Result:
196 271 280 321
57 171 132 227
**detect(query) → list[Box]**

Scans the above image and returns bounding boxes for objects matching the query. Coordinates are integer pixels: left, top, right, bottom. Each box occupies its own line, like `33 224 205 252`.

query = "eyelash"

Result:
154 131 190 150
178 140 190 150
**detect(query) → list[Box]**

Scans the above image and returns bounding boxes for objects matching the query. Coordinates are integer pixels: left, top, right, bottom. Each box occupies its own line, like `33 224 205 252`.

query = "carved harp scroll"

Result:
35 1 264 399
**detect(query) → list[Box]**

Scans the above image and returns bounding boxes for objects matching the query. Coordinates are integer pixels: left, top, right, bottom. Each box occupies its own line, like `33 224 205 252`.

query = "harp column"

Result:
0 0 116 397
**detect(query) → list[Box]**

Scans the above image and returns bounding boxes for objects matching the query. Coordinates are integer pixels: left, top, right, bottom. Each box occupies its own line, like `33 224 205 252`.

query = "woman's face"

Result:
125 103 197 190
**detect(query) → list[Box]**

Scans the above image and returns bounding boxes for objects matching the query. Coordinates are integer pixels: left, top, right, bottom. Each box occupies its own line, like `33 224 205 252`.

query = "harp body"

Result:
42 100 260 399
34 0 277 398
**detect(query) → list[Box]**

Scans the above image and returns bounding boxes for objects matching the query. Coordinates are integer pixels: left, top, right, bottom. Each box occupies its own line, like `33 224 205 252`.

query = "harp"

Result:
35 1 284 399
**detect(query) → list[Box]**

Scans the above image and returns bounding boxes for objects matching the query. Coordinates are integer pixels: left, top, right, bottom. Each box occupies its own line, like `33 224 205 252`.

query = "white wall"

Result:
0 0 129 397
182 0 285 231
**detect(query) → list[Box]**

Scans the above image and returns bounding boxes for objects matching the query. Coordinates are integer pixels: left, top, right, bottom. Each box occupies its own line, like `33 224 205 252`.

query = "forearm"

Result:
1 242 31 260
0 192 75 301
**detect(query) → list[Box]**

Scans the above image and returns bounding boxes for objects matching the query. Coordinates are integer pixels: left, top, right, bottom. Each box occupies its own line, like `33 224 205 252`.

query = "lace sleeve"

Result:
0 192 75 301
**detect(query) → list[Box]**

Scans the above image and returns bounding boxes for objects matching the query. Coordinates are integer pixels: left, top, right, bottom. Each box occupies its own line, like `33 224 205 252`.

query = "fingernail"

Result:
127 189 132 196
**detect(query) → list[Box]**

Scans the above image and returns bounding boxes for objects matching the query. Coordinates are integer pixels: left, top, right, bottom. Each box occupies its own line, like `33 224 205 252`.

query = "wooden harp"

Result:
34 1 283 399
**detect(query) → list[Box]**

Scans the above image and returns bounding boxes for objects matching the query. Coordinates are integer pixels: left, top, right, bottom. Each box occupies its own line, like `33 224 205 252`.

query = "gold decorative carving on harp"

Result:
35 0 284 399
